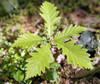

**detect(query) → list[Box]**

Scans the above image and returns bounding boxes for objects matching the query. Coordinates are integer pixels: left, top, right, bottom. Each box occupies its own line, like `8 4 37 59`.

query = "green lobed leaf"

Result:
63 24 86 38
46 71 58 82
53 40 93 69
40 1 61 38
50 62 60 70
12 70 24 81
11 32 45 48
25 43 54 80
54 25 86 42
53 25 93 69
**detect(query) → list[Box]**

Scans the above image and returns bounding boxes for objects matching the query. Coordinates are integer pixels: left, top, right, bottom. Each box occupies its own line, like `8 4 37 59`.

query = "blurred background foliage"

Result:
0 0 100 17
0 0 100 83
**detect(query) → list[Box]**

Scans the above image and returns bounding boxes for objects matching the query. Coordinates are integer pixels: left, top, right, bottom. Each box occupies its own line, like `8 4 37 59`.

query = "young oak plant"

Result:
11 1 93 80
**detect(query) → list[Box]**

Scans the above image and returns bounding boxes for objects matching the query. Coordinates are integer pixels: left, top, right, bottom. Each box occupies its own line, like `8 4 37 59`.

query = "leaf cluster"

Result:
11 1 93 80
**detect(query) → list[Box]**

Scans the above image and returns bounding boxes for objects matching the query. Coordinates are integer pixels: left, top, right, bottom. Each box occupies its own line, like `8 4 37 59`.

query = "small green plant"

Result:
11 1 93 80
0 19 27 83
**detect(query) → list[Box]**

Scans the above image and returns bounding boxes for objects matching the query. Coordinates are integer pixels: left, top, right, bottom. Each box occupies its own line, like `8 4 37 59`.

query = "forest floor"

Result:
0 2 100 84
